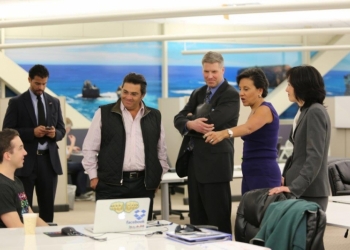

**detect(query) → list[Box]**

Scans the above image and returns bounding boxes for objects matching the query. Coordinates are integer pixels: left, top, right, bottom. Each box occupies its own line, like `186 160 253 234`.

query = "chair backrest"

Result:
328 159 350 196
234 188 295 243
250 199 326 250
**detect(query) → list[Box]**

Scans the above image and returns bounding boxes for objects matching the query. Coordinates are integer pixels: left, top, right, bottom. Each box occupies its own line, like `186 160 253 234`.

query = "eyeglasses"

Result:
175 224 202 235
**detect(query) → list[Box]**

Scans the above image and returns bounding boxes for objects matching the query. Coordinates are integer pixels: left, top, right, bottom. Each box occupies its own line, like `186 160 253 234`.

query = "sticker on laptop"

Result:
109 201 147 221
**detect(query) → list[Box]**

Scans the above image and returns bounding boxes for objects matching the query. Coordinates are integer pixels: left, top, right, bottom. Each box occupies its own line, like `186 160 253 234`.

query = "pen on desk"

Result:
147 221 173 228
153 221 173 227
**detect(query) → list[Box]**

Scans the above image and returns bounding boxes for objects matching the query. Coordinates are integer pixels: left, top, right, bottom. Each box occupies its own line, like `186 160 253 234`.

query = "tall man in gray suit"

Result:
174 51 240 234
2 64 66 222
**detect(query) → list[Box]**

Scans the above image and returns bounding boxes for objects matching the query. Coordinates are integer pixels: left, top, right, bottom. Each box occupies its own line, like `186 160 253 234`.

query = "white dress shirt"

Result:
82 101 169 181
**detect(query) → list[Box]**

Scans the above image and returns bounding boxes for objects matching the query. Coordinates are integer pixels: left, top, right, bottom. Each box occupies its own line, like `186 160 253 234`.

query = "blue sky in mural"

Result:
7 39 349 120
322 53 350 97
6 40 162 65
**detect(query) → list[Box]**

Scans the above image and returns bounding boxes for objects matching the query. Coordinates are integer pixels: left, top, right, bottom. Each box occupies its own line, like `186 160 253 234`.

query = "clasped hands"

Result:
35 125 56 139
187 118 215 135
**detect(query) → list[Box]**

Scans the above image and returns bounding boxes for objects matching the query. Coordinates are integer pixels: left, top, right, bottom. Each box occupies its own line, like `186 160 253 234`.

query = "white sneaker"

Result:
84 191 94 196
75 194 94 201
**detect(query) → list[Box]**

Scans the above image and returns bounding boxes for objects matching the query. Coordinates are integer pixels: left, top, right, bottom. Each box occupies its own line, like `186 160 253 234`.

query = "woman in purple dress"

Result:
204 67 281 195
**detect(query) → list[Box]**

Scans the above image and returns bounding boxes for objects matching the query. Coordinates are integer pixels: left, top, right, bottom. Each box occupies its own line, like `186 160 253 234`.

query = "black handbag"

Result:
175 149 192 178
175 102 212 177
195 103 212 118
186 103 213 139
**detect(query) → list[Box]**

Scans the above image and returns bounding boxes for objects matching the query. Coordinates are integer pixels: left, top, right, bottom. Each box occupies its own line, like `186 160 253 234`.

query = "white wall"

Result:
3 21 336 44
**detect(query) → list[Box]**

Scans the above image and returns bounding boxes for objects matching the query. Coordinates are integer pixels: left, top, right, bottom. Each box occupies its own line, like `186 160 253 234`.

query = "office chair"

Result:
328 159 350 196
235 188 326 250
328 158 350 238
250 199 326 250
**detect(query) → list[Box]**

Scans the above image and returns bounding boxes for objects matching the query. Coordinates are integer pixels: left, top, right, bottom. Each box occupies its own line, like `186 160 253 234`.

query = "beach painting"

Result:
5 40 349 120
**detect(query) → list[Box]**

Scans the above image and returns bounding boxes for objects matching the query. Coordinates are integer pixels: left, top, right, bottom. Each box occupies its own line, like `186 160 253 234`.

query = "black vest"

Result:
97 101 163 189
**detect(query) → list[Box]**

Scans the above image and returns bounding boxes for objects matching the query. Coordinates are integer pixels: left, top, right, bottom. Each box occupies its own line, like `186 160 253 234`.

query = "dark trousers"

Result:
18 154 57 223
95 176 155 221
188 155 232 234
68 161 88 196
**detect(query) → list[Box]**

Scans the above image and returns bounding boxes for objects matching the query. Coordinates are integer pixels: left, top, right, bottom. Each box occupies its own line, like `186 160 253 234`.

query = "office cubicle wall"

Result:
326 97 350 158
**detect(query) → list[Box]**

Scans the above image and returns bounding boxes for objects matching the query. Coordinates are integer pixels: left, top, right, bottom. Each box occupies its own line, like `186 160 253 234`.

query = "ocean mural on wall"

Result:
4 39 349 120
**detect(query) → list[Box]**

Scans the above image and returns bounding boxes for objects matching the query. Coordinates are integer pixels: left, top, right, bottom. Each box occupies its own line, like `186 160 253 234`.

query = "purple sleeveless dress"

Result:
241 102 281 195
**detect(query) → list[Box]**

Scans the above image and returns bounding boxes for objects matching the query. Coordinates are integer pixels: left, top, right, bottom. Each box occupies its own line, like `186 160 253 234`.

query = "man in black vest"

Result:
82 73 169 220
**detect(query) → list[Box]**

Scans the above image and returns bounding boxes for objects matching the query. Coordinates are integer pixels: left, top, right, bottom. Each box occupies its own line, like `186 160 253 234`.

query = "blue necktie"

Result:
204 88 211 104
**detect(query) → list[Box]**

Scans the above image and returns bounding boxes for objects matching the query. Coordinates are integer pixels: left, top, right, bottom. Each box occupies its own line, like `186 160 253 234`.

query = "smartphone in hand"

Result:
45 126 52 130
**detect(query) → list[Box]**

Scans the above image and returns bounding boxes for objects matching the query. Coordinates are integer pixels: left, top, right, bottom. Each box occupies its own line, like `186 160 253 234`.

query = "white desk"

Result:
159 168 243 220
326 201 350 229
160 173 186 221
0 223 270 250
329 195 350 204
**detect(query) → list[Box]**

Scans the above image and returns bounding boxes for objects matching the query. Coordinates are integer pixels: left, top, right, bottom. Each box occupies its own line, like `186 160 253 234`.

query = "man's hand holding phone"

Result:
45 126 56 138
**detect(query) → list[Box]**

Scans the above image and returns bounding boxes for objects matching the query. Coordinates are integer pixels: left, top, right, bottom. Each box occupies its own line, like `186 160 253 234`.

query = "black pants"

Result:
68 161 88 196
18 154 57 223
187 155 232 234
95 176 155 221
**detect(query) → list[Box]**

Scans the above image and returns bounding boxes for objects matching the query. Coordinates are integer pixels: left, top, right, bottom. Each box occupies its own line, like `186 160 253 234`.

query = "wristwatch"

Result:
227 129 233 138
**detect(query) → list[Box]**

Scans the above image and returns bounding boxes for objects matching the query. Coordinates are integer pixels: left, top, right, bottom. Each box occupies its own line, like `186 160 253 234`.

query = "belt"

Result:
37 150 49 155
123 171 145 179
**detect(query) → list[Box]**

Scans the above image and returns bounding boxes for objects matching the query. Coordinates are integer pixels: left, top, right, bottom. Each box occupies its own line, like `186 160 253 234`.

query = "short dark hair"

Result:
237 67 269 98
286 65 326 109
122 73 147 95
29 64 50 79
0 129 19 164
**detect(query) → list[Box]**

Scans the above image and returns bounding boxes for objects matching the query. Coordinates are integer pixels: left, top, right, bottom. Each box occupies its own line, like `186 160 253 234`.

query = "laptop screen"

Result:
86 197 150 233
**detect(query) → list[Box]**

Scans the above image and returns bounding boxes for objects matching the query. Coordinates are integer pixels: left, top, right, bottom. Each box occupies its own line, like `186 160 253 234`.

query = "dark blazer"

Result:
2 90 66 176
284 103 331 198
174 80 240 183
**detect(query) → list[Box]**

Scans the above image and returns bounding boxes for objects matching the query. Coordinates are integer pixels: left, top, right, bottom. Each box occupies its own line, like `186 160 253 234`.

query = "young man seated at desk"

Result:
0 128 47 228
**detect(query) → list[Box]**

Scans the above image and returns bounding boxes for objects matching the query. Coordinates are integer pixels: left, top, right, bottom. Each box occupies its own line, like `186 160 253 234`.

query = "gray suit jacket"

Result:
284 103 331 198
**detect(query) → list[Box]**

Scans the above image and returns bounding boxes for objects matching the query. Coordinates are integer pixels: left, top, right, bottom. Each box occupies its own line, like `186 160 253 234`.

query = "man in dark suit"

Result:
2 64 65 223
174 51 240 234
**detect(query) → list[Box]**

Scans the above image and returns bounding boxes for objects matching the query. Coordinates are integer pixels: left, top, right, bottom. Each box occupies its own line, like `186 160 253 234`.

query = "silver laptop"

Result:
85 197 150 234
